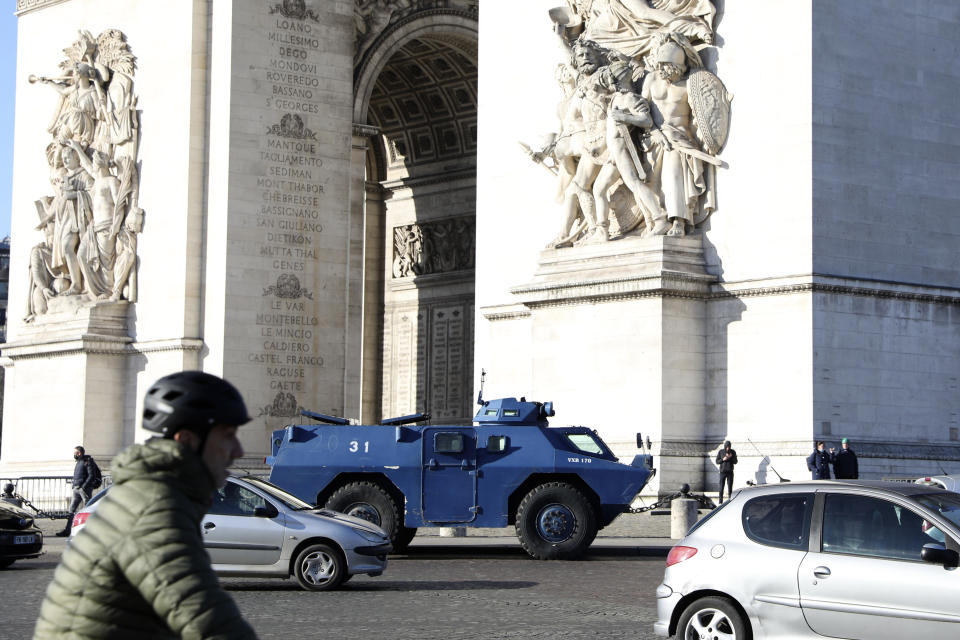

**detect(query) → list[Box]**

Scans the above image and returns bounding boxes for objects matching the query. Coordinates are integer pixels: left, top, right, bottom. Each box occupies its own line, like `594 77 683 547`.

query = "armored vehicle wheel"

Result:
325 481 402 547
394 526 417 553
676 596 749 640
515 482 597 560
293 543 346 591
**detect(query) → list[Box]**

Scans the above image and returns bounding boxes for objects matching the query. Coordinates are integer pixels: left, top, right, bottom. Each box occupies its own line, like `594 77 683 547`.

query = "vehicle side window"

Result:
742 493 813 550
209 482 268 516
821 493 945 561
435 432 464 454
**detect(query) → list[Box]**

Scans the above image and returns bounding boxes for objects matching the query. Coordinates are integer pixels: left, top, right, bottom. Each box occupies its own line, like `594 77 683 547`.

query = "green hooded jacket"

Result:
33 437 258 639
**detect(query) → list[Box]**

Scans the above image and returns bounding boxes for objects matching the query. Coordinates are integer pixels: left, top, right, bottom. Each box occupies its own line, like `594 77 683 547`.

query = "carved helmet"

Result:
142 371 251 438
654 41 686 68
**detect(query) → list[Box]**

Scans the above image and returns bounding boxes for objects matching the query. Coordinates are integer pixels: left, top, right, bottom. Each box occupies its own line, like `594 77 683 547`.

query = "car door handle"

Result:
812 566 831 578
203 521 216 531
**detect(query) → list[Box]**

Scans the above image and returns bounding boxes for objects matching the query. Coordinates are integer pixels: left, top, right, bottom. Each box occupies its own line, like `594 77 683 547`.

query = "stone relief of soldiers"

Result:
529 1 731 247
25 29 144 322
392 218 475 278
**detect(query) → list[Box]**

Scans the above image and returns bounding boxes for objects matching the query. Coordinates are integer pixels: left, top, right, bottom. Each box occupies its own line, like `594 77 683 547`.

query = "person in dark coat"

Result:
807 441 832 479
715 440 738 503
832 437 859 479
56 446 101 537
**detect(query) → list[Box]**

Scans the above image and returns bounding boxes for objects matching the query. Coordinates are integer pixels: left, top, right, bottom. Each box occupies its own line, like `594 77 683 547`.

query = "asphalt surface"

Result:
1 513 682 639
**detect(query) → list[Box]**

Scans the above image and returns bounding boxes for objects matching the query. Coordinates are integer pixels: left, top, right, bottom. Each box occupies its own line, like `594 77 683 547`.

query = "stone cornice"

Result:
713 274 960 304
655 438 960 461
15 0 70 16
390 269 475 291
1 337 204 361
510 271 715 309
485 271 960 319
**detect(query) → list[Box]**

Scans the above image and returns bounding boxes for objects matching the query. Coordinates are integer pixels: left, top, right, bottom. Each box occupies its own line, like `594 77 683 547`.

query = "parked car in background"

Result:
0 502 43 568
655 480 960 639
71 475 390 590
915 475 959 492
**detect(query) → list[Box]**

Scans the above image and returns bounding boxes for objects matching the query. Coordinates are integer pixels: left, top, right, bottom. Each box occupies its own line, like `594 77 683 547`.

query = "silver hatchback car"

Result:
655 480 960 639
71 475 390 590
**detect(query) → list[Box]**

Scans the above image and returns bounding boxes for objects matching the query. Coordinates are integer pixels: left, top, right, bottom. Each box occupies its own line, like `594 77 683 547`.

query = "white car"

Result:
70 475 390 590
655 480 960 639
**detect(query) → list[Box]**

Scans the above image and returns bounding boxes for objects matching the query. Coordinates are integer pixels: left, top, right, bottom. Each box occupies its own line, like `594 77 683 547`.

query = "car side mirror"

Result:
921 543 959 568
254 504 279 518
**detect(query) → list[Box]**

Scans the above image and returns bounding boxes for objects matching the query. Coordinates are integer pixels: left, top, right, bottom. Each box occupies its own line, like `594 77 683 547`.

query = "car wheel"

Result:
677 596 749 640
293 543 346 591
515 482 597 560
0 558 15 569
325 481 401 547
393 526 416 553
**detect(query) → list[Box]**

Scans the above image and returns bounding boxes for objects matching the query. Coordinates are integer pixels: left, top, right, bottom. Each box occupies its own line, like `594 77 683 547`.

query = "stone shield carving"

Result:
687 68 732 156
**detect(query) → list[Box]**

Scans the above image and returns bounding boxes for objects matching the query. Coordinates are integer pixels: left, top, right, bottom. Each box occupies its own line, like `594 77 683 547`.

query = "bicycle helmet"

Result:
142 371 251 438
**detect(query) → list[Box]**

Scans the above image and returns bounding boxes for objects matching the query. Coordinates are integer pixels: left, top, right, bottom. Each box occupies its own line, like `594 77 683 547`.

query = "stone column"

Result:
482 236 716 494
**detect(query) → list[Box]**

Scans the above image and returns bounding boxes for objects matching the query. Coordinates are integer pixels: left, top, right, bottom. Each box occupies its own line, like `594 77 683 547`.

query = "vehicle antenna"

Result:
747 438 790 483
476 368 487 406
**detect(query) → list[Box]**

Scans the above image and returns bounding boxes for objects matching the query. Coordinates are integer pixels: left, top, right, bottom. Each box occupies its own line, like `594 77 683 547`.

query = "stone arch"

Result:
353 10 478 125
350 9 478 424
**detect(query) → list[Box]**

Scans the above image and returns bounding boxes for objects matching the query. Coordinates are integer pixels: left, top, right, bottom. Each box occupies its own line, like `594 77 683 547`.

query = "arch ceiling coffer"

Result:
368 38 478 169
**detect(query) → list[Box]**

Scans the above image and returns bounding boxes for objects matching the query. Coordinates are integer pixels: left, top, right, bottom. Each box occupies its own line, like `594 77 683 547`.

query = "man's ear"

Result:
173 429 201 452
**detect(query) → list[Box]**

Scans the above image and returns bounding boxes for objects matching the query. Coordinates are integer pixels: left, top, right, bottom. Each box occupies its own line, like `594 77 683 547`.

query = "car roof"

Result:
737 479 956 498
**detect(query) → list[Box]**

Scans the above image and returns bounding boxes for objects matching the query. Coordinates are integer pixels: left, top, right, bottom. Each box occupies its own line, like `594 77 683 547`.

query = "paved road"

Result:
2 533 672 640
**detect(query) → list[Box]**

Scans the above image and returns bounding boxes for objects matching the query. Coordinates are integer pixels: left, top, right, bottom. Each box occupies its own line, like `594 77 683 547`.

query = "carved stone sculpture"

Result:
392 218 475 278
25 29 144 320
531 3 730 247
641 32 729 236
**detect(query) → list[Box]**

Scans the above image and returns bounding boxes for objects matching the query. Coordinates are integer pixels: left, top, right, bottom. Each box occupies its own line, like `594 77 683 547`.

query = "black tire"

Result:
325 481 401 547
293 543 347 591
0 558 15 569
676 596 749 640
393 527 417 553
515 482 597 560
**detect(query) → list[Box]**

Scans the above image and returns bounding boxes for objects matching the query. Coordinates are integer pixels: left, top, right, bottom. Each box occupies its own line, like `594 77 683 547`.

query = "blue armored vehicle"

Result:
267 394 655 559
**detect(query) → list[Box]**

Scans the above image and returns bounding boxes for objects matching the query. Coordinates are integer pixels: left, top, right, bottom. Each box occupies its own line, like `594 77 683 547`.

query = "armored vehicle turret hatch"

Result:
267 396 655 559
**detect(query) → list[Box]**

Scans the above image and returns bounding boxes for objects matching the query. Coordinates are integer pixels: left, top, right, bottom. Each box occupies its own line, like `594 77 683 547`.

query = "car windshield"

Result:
914 492 960 531
241 477 314 510
564 432 605 455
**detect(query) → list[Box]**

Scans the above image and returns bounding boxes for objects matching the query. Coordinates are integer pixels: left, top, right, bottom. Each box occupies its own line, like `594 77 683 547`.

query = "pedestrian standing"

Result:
56 446 101 537
806 441 832 480
715 440 737 503
832 437 859 479
34 371 258 639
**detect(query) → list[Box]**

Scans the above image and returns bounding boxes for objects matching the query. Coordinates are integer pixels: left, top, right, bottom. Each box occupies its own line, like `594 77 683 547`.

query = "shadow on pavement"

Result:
224 579 538 592
394 546 670 560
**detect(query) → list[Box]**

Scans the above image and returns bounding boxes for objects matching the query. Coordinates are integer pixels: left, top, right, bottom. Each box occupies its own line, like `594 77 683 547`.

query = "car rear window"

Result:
742 493 814 550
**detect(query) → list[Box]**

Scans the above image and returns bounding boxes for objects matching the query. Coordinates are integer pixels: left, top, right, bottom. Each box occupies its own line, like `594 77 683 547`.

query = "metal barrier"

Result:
1 476 113 519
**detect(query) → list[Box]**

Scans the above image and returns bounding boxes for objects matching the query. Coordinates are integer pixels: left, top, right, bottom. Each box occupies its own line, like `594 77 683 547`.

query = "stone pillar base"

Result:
481 235 716 496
